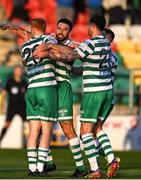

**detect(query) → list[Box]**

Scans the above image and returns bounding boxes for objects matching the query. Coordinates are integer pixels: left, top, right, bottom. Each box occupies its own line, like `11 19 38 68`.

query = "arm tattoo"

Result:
48 50 81 62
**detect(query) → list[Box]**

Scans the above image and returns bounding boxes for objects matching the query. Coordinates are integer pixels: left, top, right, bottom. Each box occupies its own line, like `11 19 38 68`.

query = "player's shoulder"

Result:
42 34 57 43
92 35 109 44
65 39 80 48
77 39 95 51
21 37 33 49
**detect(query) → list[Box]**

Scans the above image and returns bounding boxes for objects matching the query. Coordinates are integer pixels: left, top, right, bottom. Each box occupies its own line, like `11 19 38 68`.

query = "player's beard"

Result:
56 33 68 42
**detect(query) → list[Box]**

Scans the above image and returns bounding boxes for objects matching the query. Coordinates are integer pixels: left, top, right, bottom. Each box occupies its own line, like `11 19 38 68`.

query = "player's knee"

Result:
80 122 94 135
95 122 103 135
60 121 76 139
29 125 40 138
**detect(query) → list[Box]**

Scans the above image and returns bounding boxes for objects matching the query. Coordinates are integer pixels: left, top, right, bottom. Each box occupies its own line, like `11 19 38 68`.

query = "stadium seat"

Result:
75 12 89 25
121 52 141 69
110 25 129 41
133 70 141 86
117 39 136 53
129 25 141 42
135 41 141 53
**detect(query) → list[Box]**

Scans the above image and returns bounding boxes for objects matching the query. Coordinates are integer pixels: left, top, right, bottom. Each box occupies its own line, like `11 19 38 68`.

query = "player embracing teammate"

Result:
34 15 120 178
2 15 120 178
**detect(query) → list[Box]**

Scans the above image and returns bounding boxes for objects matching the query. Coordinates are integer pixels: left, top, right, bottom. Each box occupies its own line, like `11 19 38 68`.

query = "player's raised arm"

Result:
2 24 32 41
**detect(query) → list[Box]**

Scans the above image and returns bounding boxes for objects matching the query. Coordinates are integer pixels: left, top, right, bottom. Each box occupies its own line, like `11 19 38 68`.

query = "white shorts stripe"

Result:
27 116 57 121
80 118 97 123
58 116 73 120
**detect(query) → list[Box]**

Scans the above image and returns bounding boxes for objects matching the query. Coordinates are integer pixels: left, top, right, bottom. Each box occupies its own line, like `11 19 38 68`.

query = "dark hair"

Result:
57 18 73 31
31 18 46 31
89 15 106 31
102 28 115 41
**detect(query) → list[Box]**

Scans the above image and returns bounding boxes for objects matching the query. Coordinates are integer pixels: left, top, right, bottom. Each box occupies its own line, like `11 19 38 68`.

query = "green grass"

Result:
0 148 141 179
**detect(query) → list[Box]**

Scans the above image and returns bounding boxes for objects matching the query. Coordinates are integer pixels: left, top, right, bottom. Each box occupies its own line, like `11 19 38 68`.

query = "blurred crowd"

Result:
0 0 141 25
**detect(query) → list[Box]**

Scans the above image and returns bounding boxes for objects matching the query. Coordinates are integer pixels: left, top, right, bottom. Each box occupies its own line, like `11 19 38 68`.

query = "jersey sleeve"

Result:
110 53 118 82
43 35 57 44
75 40 95 58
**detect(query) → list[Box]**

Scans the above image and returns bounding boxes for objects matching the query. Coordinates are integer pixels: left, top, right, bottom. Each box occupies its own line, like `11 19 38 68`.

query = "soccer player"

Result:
3 18 58 176
33 15 120 178
23 18 58 176
93 28 120 177
34 18 87 177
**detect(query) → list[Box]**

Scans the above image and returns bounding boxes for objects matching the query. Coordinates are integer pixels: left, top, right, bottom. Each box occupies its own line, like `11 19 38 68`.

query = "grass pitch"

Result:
0 148 141 179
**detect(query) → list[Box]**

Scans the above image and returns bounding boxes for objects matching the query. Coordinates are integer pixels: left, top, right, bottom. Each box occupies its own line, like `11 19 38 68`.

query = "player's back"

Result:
80 35 112 92
21 34 57 89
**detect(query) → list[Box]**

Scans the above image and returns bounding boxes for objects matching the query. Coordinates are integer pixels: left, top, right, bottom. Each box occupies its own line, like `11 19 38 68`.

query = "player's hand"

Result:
68 42 79 49
33 50 48 59
17 29 32 41
1 24 19 30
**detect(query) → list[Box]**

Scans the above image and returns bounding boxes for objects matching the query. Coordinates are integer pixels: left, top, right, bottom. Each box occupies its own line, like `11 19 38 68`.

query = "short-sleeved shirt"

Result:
5 77 27 109
75 35 113 92
21 34 57 89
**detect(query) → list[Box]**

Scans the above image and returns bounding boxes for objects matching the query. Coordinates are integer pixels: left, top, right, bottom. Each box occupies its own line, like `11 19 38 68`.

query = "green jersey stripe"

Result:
28 72 55 83
84 81 112 87
83 78 111 84
29 76 55 84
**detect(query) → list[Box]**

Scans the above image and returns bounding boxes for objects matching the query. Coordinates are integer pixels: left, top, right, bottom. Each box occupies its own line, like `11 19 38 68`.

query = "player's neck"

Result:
91 30 102 39
33 30 44 36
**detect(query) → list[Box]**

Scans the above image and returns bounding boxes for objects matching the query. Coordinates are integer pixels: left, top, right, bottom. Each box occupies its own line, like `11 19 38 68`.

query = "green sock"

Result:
97 130 115 164
69 137 86 171
27 148 37 172
82 133 99 171
46 149 54 165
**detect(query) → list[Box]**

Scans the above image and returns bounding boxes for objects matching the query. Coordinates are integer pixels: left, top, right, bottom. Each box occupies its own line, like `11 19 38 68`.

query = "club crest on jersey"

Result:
58 107 68 116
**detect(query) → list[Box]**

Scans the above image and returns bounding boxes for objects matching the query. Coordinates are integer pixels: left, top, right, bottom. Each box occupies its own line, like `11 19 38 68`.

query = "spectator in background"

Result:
127 0 141 24
0 4 7 22
73 0 86 24
10 0 29 22
57 0 74 21
103 0 127 24
0 0 13 20
87 0 104 16
0 65 27 145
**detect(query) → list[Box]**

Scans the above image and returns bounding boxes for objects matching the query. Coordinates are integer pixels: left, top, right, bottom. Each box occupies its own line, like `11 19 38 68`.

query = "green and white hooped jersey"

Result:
75 35 113 92
55 39 78 83
21 34 57 89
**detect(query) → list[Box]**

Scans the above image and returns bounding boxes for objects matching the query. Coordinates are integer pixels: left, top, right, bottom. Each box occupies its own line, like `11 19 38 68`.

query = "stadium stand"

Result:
129 25 141 41
117 39 136 53
110 25 129 41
